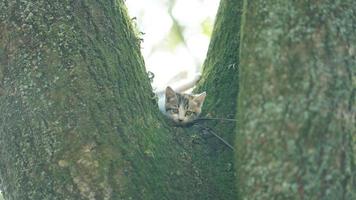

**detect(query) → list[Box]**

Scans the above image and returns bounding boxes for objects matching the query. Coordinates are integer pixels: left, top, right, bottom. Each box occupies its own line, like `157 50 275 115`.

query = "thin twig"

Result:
194 124 235 151
195 117 238 122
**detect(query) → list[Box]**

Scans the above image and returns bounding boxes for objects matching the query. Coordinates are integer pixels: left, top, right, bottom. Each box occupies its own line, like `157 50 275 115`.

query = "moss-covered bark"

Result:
194 0 242 199
237 0 355 199
0 1 229 199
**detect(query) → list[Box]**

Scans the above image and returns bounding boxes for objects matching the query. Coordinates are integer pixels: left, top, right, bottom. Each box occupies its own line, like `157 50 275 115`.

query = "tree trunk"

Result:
194 0 242 199
0 1 225 199
237 1 355 199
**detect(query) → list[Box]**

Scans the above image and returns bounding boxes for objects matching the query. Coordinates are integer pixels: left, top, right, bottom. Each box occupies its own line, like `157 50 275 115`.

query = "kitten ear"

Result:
165 86 176 101
194 92 206 106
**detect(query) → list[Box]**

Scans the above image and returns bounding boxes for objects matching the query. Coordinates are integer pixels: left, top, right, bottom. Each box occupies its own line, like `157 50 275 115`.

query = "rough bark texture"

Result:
0 1 226 199
0 0 159 199
194 0 242 199
237 0 355 199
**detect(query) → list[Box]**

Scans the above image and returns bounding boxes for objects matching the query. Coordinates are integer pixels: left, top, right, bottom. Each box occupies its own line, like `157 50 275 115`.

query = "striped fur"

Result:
165 86 206 125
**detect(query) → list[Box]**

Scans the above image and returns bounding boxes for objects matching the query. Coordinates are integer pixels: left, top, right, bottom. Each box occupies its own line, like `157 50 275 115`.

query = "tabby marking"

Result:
164 86 206 125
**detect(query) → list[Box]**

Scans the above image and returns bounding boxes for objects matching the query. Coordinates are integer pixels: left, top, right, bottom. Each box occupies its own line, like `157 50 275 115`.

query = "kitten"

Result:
159 86 206 125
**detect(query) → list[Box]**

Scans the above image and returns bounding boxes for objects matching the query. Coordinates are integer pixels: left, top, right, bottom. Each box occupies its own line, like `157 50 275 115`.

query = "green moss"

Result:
237 0 356 199
193 0 243 199
1 1 240 199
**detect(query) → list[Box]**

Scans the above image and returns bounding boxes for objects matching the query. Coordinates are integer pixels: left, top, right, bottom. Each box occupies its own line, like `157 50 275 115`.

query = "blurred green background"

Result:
126 0 219 92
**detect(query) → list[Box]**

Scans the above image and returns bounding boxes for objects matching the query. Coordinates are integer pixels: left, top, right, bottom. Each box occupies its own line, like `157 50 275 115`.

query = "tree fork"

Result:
0 1 217 199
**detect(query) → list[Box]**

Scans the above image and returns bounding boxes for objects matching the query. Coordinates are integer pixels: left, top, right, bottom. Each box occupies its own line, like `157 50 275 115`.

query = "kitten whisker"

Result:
159 86 206 125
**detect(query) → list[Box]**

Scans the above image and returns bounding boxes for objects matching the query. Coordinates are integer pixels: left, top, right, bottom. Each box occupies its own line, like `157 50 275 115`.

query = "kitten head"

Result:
165 86 206 125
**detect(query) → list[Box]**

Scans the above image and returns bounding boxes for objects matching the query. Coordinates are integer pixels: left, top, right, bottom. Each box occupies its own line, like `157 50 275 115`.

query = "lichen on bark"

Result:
237 0 355 199
0 1 247 199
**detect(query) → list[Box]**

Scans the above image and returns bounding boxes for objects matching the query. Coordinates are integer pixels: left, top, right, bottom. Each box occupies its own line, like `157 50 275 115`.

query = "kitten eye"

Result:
171 108 178 114
185 111 194 116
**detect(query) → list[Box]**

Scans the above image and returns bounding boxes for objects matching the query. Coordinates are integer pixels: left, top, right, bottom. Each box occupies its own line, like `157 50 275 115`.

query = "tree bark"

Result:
237 0 355 199
194 0 242 199
0 1 225 199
